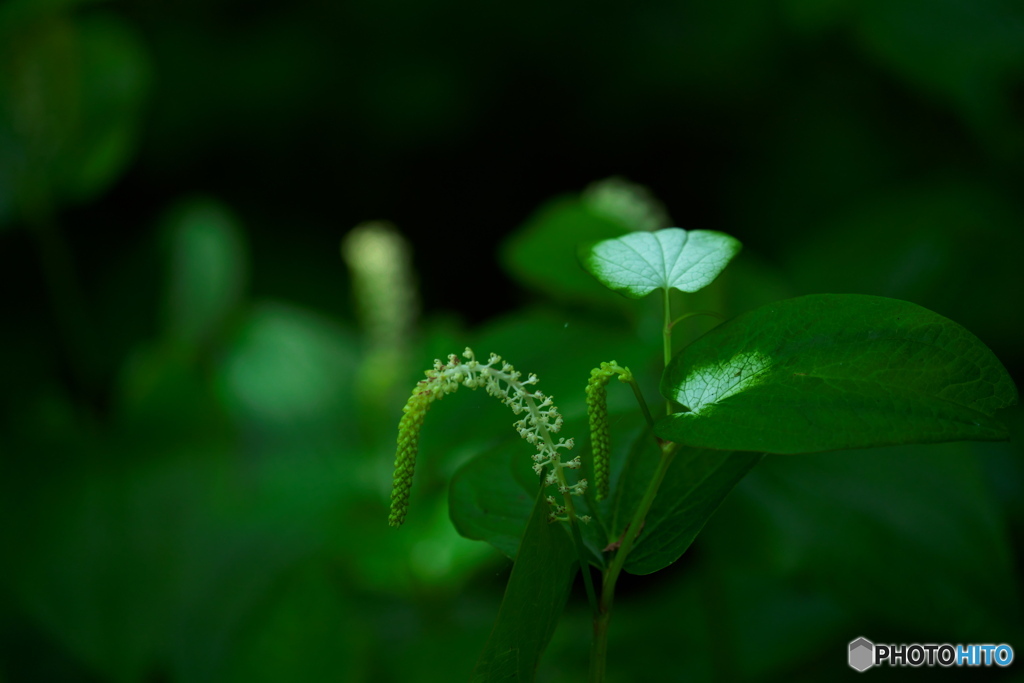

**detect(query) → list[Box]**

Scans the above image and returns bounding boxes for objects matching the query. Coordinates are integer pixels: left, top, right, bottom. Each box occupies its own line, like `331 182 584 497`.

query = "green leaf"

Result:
608 426 762 575
581 228 742 299
501 177 671 304
449 412 651 569
59 14 153 204
215 561 360 683
656 294 1018 453
500 196 631 303
581 176 672 233
216 302 359 429
470 486 577 683
449 438 538 559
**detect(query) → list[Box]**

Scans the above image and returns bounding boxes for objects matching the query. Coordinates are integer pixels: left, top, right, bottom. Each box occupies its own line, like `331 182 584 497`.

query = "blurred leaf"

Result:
470 487 577 683
115 341 227 437
656 294 1018 453
708 561 850 681
723 444 1021 638
500 196 631 304
581 228 742 299
3 450 237 683
217 301 358 429
213 561 362 683
785 182 1024 364
57 13 151 203
0 14 76 222
581 176 672 233
162 198 248 350
853 0 1024 145
606 425 762 575
0 10 150 224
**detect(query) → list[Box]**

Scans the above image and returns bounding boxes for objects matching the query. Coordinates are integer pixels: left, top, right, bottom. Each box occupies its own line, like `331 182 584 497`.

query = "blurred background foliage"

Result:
1 0 1023 680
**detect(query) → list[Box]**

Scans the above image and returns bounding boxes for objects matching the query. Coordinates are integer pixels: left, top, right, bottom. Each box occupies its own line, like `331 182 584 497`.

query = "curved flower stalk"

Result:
389 348 588 527
585 361 633 501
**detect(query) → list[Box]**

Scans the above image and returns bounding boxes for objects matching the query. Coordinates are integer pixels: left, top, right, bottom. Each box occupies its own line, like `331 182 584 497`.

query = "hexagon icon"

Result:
849 637 874 672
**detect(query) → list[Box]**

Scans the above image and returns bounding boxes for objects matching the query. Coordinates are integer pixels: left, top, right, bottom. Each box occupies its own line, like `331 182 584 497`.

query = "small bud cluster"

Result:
389 348 590 527
585 361 633 501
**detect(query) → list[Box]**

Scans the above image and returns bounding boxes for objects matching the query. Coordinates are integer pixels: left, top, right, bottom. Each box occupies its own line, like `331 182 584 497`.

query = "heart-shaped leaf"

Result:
581 228 741 299
656 294 1017 453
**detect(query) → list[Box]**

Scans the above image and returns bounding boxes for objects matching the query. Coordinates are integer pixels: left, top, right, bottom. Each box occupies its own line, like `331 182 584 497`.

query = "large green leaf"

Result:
470 486 577 683
607 426 762 575
656 294 1017 453
449 438 538 559
581 228 742 299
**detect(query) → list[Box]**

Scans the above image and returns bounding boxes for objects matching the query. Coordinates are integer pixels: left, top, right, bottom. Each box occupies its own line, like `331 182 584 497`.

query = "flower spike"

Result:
586 361 633 501
388 348 588 527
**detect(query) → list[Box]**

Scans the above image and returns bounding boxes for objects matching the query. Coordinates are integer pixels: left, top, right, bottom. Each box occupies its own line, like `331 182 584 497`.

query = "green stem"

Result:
566 503 599 614
591 292 689 681
590 440 678 683
668 309 727 329
661 288 674 416
624 376 656 431
662 288 672 371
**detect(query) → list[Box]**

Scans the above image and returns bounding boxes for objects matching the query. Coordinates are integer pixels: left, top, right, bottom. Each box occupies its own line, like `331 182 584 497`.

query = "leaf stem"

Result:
624 377 656 431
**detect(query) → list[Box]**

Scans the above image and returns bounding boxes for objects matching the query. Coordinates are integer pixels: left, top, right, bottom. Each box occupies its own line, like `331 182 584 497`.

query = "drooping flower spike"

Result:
585 361 633 501
389 348 589 527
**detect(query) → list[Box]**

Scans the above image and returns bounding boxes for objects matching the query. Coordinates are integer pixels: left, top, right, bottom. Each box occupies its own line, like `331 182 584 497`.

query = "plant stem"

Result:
566 506 599 614
662 288 673 372
590 439 678 683
591 291 681 682
668 309 727 329
624 376 656 431
662 288 672 415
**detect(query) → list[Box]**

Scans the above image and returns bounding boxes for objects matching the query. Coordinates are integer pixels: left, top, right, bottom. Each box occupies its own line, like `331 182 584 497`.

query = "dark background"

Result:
2 0 1023 681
